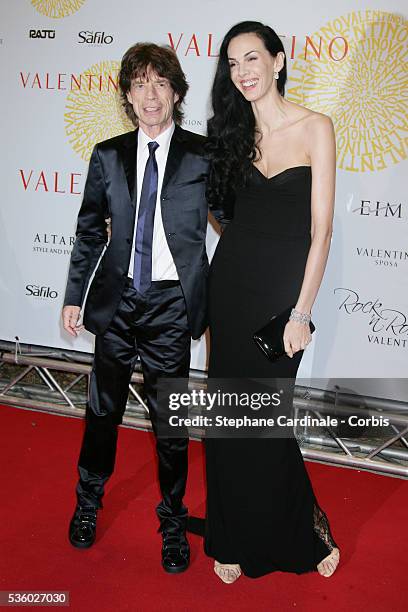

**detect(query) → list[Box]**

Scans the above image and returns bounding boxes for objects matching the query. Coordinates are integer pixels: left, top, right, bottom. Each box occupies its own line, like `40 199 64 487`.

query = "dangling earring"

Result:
274 71 279 80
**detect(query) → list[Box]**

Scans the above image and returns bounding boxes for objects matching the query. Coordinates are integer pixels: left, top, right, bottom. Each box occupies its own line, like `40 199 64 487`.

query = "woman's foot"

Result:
214 560 242 584
317 547 340 577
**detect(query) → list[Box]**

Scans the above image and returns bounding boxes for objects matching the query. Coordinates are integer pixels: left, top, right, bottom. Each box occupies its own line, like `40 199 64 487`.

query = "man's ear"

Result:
126 90 132 104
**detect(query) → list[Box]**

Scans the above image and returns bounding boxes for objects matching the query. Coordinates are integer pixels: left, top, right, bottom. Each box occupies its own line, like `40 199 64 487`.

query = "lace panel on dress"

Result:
313 503 337 552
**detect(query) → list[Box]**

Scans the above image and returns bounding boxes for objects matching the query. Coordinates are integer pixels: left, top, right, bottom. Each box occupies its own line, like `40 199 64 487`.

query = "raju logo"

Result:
287 11 408 173
29 29 55 39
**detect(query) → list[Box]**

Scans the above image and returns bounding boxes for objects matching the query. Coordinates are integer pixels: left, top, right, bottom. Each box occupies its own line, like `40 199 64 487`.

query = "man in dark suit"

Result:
62 43 211 573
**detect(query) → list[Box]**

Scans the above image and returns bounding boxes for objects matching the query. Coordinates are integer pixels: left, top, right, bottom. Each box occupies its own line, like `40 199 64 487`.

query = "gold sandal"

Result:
317 547 340 577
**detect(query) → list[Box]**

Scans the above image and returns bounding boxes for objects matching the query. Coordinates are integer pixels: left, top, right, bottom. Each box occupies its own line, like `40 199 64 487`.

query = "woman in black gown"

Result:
204 21 340 583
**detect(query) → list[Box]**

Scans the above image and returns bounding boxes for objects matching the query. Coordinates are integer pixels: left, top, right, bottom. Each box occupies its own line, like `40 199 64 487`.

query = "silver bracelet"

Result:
289 308 311 325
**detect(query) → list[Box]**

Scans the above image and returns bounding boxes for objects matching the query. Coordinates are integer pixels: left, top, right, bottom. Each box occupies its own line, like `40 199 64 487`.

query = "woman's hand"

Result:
283 320 312 358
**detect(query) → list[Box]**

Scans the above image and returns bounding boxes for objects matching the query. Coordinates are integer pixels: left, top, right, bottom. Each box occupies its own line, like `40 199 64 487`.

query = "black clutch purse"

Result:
253 305 315 362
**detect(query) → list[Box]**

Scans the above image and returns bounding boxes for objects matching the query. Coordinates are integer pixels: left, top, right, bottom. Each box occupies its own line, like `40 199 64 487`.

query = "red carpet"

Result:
0 404 406 611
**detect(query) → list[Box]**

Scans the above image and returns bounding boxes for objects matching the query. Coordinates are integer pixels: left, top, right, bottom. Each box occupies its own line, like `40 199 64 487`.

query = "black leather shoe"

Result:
69 505 98 549
161 532 190 574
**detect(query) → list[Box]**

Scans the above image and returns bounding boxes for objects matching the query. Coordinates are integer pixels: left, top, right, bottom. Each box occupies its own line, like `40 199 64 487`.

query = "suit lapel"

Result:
162 125 186 194
119 129 138 205
119 125 185 204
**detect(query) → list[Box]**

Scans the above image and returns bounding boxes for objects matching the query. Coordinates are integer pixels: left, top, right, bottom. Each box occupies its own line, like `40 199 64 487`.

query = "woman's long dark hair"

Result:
206 21 287 217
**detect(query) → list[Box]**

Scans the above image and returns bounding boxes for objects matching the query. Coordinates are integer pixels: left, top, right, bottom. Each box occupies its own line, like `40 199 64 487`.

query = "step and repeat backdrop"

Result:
0 0 407 385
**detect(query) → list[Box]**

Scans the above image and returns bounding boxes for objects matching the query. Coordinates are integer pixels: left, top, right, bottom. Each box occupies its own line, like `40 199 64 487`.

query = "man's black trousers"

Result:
75 279 191 534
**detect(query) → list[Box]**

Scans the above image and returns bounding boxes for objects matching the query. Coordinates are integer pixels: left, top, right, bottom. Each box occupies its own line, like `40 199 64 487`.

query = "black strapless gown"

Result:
204 166 338 578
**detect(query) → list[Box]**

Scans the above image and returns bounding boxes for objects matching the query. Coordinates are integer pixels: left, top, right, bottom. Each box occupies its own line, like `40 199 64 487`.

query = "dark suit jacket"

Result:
64 125 211 340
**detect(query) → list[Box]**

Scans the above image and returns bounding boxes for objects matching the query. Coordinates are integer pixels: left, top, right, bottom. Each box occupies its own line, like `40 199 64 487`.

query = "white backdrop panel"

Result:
0 0 407 380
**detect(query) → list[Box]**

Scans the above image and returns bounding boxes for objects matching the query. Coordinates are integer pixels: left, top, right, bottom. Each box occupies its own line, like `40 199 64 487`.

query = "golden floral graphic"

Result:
31 0 85 19
64 61 134 162
287 11 408 172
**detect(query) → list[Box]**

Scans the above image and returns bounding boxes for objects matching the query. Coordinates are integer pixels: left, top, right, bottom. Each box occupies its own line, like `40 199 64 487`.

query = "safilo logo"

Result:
26 285 58 299
29 30 56 39
78 31 114 44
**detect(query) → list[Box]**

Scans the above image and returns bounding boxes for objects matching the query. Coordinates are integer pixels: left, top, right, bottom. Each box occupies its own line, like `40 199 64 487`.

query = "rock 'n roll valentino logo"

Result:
287 11 408 172
64 61 133 161
31 0 85 19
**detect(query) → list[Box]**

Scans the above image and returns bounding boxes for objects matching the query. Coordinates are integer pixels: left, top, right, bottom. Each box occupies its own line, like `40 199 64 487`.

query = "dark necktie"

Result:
133 141 159 293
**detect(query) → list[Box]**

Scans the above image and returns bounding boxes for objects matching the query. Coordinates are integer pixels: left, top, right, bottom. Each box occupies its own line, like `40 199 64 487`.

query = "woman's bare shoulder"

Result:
284 101 333 132
303 111 336 160
303 109 334 132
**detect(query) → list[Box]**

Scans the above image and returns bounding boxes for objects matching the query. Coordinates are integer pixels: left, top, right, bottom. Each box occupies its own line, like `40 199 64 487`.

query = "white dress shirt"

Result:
128 122 178 280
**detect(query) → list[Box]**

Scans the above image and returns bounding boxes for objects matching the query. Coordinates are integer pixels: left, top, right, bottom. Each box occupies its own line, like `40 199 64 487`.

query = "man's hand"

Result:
62 305 84 337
